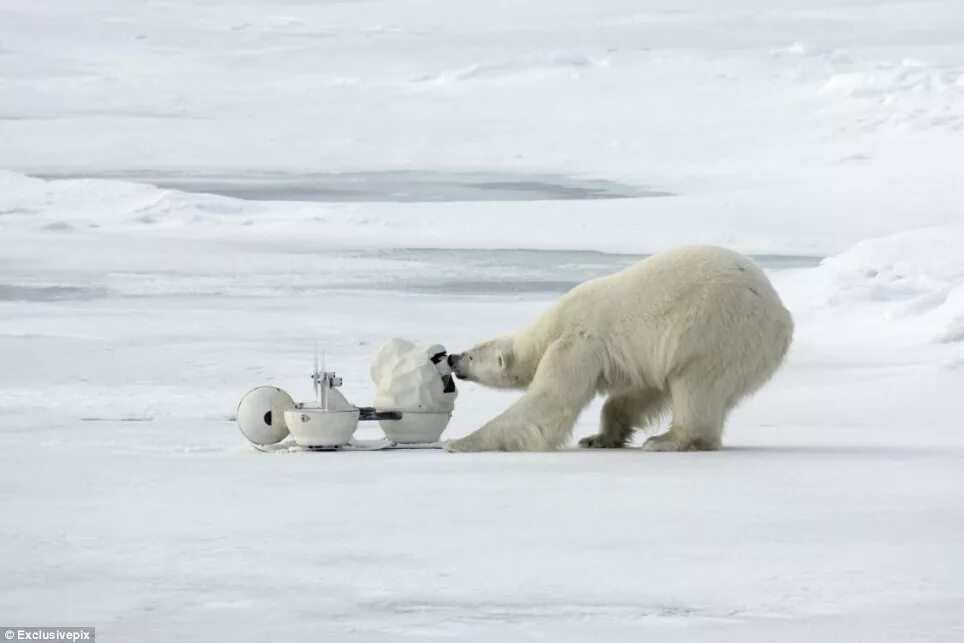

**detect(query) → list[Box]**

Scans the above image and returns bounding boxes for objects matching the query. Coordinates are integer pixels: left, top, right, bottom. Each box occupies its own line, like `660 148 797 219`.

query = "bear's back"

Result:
544 245 789 338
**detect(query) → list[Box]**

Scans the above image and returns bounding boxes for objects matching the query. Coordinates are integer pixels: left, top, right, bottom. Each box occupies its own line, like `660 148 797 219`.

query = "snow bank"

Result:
781 225 964 345
822 58 964 132
0 170 252 229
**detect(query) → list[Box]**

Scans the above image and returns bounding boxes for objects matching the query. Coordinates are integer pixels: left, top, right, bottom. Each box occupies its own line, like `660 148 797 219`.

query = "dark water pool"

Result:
325 248 821 295
36 170 669 203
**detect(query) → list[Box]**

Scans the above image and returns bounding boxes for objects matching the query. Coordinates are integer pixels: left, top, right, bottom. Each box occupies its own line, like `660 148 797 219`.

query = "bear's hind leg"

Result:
642 375 724 452
579 389 664 449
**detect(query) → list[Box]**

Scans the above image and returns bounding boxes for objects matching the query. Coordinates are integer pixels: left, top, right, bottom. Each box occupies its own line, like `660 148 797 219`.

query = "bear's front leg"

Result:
445 393 560 453
446 334 605 452
444 417 525 452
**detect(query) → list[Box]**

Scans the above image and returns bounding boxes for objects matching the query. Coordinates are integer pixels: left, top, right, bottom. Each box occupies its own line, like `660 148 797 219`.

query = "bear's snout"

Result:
447 353 467 378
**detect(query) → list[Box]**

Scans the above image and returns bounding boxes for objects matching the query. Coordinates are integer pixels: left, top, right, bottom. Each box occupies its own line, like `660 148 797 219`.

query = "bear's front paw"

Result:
444 437 485 453
578 434 625 449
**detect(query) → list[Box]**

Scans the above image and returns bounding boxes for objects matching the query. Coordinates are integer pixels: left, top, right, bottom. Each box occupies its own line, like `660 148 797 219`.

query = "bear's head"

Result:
447 336 530 390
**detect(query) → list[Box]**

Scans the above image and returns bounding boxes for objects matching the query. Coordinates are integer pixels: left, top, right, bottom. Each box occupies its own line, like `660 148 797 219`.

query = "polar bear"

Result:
445 245 793 452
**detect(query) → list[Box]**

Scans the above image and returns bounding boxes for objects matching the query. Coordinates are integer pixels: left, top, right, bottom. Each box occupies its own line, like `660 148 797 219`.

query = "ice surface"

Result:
1 0 963 641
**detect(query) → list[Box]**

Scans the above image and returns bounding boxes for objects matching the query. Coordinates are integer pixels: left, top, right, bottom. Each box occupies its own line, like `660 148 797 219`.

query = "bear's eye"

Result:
497 355 504 368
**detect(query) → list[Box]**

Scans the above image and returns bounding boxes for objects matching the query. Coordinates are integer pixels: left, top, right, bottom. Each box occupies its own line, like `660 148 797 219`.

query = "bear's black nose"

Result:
447 353 461 368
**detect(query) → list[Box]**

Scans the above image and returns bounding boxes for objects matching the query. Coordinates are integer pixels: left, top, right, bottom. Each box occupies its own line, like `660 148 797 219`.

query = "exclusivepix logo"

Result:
3 629 93 642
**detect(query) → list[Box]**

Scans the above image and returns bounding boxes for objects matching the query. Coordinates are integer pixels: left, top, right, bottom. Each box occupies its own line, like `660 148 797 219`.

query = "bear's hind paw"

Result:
641 431 721 452
641 432 684 452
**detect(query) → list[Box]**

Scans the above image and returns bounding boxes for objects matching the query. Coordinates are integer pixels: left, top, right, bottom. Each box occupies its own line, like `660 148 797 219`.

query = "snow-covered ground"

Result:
1 1 963 641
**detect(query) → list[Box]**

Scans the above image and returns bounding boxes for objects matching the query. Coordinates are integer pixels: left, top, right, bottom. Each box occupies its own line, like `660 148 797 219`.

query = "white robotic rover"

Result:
237 339 457 452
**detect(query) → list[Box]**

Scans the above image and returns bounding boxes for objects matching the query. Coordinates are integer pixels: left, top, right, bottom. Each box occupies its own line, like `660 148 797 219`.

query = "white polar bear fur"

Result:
446 245 794 452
